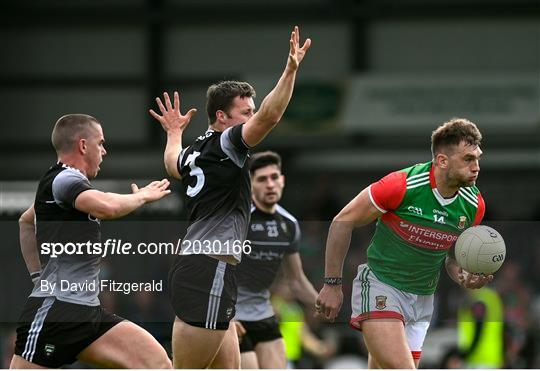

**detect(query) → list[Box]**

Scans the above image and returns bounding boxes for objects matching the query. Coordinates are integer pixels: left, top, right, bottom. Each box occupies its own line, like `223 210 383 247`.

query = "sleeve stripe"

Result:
368 185 387 213
459 190 478 208
177 147 188 173
240 131 253 149
275 204 298 223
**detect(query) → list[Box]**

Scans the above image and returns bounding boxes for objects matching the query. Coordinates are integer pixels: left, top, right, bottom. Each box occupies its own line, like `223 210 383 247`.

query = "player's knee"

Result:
148 349 173 369
152 357 173 369
138 354 172 369
379 357 415 369
126 347 171 369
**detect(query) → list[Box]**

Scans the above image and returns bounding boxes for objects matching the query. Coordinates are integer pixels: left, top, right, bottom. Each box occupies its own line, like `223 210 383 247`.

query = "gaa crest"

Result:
458 216 467 230
44 344 55 357
375 295 387 310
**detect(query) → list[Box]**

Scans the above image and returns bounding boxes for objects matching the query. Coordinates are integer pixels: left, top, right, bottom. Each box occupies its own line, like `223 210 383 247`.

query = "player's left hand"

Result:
286 26 311 72
458 267 493 289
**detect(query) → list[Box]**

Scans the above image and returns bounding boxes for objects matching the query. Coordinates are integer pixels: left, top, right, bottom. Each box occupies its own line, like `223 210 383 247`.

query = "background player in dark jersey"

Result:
316 119 493 369
230 151 318 368
149 26 311 368
11 114 172 369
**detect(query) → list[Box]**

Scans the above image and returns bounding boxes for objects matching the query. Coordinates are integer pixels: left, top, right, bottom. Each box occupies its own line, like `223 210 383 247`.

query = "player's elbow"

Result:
164 154 181 179
18 215 28 227
164 162 180 179
19 211 33 228
264 111 283 126
332 210 350 223
91 202 119 220
331 211 357 232
289 279 302 295
257 106 284 127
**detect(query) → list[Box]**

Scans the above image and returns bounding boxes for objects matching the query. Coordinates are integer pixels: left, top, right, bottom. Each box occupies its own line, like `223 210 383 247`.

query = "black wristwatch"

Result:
324 277 343 285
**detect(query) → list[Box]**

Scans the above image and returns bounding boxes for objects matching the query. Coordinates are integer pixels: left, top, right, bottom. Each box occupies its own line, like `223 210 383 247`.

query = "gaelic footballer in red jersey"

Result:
316 118 491 369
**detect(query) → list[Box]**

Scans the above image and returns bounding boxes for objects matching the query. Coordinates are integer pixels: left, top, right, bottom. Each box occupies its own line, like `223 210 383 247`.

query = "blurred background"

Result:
0 0 539 368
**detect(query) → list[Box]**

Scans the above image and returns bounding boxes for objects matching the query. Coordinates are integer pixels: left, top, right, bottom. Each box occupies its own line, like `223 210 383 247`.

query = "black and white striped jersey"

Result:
31 163 102 306
176 124 251 262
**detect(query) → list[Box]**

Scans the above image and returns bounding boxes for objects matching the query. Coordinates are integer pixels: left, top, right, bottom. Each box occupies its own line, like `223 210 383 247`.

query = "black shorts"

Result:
239 316 282 353
14 296 124 368
169 254 237 330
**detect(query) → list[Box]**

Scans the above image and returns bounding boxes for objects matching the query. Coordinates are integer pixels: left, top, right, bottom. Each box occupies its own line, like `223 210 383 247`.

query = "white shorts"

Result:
350 264 434 359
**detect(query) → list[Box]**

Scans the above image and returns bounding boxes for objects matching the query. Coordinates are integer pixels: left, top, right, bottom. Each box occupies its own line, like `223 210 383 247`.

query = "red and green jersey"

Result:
367 161 485 295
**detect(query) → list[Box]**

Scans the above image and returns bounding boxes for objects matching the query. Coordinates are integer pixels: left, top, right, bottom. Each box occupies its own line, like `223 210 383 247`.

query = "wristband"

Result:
30 271 41 283
324 277 342 285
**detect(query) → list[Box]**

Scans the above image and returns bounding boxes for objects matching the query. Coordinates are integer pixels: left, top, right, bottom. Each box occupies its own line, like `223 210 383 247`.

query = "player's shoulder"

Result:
458 184 483 209
460 184 481 196
386 161 431 191
376 162 430 183
275 204 299 224
400 161 432 179
52 164 89 185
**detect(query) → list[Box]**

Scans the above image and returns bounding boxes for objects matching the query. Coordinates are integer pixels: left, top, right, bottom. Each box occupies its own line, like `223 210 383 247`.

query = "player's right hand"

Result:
458 267 493 289
132 179 171 202
315 285 343 322
149 91 197 133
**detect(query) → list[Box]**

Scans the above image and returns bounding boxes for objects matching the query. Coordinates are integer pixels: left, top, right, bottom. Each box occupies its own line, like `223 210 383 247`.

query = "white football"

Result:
454 225 506 274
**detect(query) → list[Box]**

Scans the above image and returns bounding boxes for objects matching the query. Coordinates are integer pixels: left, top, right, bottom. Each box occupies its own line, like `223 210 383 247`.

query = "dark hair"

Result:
431 118 482 157
51 114 100 154
249 151 282 176
206 81 256 124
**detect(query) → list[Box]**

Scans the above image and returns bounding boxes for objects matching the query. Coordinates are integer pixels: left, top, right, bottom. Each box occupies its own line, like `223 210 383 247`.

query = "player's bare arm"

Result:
19 204 42 279
445 249 493 289
150 91 197 179
282 252 318 306
74 179 171 219
242 26 311 147
317 188 382 321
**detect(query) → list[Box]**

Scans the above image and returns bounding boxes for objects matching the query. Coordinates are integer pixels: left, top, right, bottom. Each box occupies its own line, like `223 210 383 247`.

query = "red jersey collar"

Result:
429 163 436 189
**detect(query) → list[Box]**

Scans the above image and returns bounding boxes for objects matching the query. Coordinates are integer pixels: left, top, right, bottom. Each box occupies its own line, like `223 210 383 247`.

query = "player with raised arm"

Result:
229 151 318 369
316 118 492 369
149 26 311 368
11 114 172 369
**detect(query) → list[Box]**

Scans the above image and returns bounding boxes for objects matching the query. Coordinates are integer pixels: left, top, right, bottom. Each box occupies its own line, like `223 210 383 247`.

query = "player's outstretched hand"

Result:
131 179 171 203
315 285 343 322
149 91 197 133
458 267 493 289
286 26 311 72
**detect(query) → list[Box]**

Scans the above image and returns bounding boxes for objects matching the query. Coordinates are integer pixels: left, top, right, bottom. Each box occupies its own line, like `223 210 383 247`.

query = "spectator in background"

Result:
495 260 533 367
272 278 335 368
457 286 504 368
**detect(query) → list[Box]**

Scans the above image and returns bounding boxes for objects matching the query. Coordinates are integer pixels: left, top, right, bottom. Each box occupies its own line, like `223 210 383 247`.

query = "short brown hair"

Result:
431 118 482 157
51 114 100 154
206 81 256 125
249 151 282 176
